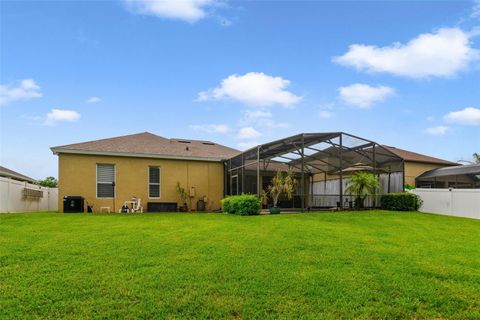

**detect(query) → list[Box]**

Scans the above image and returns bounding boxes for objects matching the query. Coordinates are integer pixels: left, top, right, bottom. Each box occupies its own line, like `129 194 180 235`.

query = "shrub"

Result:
221 194 261 216
381 192 423 211
221 197 233 213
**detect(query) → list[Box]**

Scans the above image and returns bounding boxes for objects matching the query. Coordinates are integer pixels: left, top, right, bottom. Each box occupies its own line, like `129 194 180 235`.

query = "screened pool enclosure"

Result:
224 132 405 211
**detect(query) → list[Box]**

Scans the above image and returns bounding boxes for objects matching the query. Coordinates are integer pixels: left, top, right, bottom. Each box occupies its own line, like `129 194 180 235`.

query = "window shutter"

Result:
97 164 115 198
97 164 115 183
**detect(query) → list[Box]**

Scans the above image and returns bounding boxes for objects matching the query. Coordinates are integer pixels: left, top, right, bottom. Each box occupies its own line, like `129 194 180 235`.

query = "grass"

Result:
1 211 480 319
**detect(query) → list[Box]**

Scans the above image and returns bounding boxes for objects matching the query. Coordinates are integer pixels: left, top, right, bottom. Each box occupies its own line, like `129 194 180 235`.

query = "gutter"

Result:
50 147 226 162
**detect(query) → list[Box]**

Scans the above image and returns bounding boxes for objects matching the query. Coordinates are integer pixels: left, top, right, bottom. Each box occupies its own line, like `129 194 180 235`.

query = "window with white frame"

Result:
149 166 161 198
97 164 115 198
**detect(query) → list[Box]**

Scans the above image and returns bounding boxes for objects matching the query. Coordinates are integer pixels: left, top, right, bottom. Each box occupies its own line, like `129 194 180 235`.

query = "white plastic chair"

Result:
131 198 143 213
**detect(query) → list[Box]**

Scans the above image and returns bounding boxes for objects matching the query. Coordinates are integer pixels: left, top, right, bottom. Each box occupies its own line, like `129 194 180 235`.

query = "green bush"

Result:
221 197 233 213
221 194 261 216
381 192 423 211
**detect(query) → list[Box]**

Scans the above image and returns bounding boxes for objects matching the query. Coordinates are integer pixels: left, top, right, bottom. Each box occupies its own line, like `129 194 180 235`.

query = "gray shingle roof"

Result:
381 145 456 165
0 165 36 183
51 132 241 161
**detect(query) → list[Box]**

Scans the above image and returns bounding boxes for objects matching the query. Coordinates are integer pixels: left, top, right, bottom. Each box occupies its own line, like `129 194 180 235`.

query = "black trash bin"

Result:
63 196 85 213
196 199 206 212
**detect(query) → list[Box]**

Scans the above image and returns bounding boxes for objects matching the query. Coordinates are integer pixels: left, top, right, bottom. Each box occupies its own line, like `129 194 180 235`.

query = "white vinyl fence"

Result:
413 188 480 220
0 176 58 213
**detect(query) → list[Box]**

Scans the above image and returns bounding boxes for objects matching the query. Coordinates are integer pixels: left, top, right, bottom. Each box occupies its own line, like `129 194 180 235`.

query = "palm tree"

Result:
345 171 380 209
473 153 480 164
266 169 297 213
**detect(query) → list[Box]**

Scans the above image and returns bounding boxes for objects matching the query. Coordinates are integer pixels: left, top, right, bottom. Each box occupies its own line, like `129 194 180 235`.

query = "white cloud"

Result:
44 109 81 126
237 141 259 150
21 114 42 121
123 0 216 23
0 79 42 106
189 124 230 133
444 107 480 125
243 109 272 120
338 83 394 108
333 28 479 78
238 110 289 129
426 126 448 135
238 109 271 125
198 72 302 107
259 119 289 128
472 0 480 19
86 97 101 103
237 127 261 139
319 110 334 119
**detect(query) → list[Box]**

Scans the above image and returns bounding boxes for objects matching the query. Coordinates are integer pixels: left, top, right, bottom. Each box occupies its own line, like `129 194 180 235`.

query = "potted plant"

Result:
267 169 297 214
176 182 189 212
260 189 269 209
345 171 380 209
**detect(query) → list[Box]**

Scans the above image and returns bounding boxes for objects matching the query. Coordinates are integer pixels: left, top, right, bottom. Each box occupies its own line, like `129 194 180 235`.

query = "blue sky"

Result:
1 0 479 179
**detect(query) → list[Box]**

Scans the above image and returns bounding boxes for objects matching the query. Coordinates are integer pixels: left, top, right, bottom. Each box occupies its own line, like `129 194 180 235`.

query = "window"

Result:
149 166 161 198
97 164 115 198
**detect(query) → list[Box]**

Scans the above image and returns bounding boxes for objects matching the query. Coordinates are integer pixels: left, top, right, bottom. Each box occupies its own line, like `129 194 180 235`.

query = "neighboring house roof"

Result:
417 164 480 179
0 165 36 183
51 132 241 161
381 145 456 166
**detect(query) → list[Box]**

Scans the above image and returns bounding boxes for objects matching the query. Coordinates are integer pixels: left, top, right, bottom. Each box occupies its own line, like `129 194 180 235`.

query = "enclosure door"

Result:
231 175 239 195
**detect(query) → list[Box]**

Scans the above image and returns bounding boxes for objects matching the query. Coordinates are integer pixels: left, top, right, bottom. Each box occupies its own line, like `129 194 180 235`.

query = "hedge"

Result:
221 194 261 216
380 192 423 211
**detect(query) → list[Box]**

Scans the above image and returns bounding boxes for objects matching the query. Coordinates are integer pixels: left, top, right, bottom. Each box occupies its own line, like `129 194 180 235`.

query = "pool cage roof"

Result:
227 132 404 175
225 132 405 211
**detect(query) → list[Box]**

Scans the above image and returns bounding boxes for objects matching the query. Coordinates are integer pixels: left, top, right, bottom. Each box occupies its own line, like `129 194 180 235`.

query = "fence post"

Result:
450 188 453 216
6 178 11 213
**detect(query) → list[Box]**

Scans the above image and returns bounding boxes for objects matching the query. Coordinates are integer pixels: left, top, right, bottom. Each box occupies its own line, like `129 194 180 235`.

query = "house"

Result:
0 165 37 184
51 132 240 213
52 132 457 212
381 146 457 186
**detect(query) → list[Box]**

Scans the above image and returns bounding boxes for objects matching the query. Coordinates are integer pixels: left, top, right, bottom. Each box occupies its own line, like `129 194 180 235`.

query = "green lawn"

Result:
1 211 480 319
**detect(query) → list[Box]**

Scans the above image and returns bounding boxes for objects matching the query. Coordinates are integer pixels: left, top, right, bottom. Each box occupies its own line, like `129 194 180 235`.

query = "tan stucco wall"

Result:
404 162 452 186
58 153 225 212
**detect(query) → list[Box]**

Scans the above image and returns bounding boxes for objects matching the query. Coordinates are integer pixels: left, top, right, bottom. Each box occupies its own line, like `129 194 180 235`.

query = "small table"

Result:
100 206 111 213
